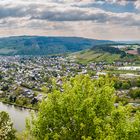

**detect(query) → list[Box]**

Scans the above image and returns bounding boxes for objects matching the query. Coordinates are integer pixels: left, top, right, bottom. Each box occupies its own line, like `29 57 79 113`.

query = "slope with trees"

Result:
0 36 114 55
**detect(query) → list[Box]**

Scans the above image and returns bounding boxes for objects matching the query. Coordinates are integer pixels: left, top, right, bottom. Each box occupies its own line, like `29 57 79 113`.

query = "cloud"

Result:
105 0 128 5
0 2 139 26
0 0 139 40
135 0 140 9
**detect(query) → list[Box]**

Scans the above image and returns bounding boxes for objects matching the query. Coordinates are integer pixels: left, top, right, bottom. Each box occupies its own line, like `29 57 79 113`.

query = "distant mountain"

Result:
0 36 115 55
117 41 140 44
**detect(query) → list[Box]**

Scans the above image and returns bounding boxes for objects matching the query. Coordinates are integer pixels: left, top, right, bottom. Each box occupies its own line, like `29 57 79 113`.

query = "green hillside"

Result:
72 44 139 63
72 50 121 63
0 36 114 55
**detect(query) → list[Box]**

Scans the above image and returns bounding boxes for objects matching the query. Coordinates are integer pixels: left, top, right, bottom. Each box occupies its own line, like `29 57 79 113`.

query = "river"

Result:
0 102 31 132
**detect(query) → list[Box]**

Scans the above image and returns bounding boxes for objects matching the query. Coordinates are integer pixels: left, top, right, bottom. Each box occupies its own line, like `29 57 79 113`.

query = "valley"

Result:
0 39 140 137
1 0 140 139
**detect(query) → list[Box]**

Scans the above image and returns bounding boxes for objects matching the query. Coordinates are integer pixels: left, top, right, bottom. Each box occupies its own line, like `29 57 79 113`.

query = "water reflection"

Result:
0 102 31 132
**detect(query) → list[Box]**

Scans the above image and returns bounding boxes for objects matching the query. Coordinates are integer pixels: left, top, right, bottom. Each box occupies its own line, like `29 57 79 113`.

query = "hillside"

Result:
72 50 121 63
0 36 114 55
72 44 138 63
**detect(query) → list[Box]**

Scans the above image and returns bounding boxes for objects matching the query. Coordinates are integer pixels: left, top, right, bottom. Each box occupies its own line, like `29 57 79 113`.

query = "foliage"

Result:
114 80 122 89
0 111 16 140
115 96 129 105
129 89 140 100
26 75 140 140
121 82 131 90
92 44 126 56
136 79 140 87
114 79 131 90
16 97 29 106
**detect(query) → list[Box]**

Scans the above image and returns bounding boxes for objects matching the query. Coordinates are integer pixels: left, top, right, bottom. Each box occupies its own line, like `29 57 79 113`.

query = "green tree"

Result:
41 86 48 93
0 111 16 140
114 81 122 89
27 75 140 140
129 89 140 100
136 79 140 87
121 82 131 89
16 97 29 106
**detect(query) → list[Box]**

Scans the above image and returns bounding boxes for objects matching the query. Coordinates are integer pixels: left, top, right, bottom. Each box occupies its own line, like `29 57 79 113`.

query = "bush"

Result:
0 111 16 140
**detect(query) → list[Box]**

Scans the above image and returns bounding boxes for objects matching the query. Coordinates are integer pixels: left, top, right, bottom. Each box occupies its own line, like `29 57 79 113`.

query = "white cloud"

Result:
135 0 140 9
0 2 139 25
0 0 139 40
105 0 128 5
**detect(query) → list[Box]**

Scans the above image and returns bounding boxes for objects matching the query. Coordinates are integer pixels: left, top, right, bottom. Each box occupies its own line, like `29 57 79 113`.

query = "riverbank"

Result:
0 102 32 132
0 98 38 111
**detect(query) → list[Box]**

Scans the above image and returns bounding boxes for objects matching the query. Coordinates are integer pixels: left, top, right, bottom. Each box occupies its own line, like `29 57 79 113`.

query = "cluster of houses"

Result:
0 55 139 107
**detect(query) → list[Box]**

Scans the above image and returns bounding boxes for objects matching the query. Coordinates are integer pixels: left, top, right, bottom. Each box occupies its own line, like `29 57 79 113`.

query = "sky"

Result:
0 0 140 40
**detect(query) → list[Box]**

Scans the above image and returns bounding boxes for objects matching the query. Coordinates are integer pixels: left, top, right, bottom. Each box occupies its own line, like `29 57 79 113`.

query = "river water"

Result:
0 102 31 132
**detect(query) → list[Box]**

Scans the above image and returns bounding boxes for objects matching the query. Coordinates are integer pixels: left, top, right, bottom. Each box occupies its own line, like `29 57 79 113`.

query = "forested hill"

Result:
0 36 114 55
91 44 126 58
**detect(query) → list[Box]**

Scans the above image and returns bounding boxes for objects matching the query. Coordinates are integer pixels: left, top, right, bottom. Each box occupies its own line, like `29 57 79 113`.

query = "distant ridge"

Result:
0 36 115 55
117 41 140 44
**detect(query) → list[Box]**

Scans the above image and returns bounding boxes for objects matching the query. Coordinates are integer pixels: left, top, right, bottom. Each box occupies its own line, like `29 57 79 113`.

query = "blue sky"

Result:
0 0 140 40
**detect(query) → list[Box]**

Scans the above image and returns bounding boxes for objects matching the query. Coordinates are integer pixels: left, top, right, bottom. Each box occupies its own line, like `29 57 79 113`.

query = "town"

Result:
0 55 140 110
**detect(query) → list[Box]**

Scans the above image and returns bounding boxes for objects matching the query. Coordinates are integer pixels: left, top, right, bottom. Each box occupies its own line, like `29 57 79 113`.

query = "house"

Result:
56 79 63 86
96 72 107 76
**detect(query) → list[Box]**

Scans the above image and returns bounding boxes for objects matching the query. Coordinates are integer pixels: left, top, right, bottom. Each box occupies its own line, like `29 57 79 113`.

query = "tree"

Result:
129 89 140 100
114 81 122 89
27 75 140 140
0 111 16 140
136 79 140 87
121 82 131 89
16 97 29 106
